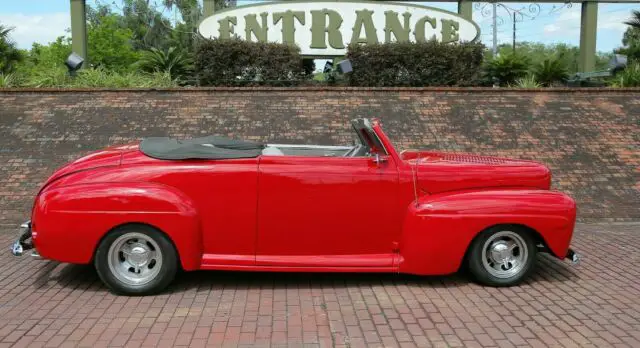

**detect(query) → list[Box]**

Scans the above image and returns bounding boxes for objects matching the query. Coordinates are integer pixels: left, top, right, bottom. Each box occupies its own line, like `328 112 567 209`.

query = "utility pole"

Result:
512 12 516 53
492 2 498 56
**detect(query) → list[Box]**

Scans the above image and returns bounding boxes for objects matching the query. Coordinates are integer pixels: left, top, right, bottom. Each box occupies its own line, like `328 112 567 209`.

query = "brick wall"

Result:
0 88 638 223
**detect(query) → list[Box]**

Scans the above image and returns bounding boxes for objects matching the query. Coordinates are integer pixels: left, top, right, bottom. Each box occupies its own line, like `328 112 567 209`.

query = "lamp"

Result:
65 53 85 76
609 54 627 75
337 59 352 74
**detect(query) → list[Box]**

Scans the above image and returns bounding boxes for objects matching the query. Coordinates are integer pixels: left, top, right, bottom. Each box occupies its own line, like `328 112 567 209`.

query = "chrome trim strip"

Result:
267 144 352 150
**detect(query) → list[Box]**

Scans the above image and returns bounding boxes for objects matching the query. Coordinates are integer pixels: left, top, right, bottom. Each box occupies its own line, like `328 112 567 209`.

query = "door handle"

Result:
372 153 388 164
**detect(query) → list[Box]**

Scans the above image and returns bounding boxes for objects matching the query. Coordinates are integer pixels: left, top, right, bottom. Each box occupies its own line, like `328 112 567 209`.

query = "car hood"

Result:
404 151 552 194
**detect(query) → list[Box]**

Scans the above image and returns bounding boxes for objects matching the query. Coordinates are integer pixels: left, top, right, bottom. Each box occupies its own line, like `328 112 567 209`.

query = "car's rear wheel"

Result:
95 224 177 295
467 225 537 286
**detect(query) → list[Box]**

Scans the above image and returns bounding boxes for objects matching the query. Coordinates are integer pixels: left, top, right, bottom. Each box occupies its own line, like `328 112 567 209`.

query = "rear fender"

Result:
398 189 576 275
32 182 202 270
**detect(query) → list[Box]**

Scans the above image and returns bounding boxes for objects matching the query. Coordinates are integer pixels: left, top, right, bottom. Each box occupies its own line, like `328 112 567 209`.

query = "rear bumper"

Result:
565 248 581 265
10 220 39 258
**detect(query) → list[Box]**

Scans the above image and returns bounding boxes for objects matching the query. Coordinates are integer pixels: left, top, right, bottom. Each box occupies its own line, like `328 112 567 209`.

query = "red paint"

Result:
29 119 577 275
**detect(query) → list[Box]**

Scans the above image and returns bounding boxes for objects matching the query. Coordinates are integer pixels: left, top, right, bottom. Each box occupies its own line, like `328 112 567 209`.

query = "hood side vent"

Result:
441 153 510 165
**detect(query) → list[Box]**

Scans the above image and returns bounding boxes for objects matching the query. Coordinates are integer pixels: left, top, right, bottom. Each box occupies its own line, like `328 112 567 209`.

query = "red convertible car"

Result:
12 119 579 295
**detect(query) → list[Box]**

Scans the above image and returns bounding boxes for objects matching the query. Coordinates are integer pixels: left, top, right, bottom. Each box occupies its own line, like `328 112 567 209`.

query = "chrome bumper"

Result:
566 248 581 265
11 220 35 257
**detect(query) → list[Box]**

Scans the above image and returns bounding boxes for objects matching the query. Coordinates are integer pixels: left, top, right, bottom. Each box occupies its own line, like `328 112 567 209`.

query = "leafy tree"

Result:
484 53 530 86
122 0 173 51
163 0 232 54
489 42 610 74
624 10 640 29
138 47 192 81
27 37 72 68
87 13 140 70
0 24 23 74
618 10 640 62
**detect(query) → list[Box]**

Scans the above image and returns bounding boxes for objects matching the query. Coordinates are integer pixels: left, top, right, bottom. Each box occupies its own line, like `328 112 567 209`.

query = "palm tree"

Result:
162 0 231 22
138 47 193 81
0 24 23 75
624 10 640 29
533 58 569 87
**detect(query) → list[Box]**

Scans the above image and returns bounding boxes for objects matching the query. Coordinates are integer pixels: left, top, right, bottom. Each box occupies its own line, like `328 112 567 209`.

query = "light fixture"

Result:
337 59 352 74
65 53 85 76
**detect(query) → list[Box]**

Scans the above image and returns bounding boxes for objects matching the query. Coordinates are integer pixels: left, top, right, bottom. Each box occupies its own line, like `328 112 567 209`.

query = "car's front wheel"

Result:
94 224 178 295
467 225 537 286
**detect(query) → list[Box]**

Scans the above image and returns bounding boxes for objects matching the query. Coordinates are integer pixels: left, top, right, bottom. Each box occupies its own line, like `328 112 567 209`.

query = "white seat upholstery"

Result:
262 146 285 156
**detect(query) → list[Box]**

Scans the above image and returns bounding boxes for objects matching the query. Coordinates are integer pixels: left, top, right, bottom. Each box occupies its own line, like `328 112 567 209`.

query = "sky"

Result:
0 0 638 53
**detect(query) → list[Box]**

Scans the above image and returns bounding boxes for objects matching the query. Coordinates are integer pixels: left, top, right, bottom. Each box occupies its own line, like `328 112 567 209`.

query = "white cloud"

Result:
0 13 70 49
598 11 631 33
540 4 632 38
543 24 560 35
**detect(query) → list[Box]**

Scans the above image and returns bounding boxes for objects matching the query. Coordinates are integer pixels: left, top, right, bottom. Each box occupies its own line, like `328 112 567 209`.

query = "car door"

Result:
255 154 401 269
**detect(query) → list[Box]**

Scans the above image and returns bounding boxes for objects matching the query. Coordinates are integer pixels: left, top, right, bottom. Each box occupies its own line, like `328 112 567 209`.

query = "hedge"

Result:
345 41 485 87
195 38 308 86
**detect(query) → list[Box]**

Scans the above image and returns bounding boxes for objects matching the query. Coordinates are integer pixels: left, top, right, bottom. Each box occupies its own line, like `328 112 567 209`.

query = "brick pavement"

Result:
0 223 638 348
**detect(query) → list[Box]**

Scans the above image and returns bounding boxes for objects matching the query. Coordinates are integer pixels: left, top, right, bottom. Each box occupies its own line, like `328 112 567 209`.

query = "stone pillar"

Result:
203 0 216 18
70 0 87 65
579 1 598 72
457 0 473 21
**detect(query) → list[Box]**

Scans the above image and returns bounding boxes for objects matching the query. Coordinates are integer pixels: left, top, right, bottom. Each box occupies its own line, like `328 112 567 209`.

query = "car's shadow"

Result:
33 253 579 294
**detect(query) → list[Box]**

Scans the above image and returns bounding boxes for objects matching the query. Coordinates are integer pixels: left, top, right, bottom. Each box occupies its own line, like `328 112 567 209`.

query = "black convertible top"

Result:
140 135 265 160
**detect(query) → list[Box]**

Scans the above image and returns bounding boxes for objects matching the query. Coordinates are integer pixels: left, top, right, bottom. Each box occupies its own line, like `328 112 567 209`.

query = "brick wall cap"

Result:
2 87 640 93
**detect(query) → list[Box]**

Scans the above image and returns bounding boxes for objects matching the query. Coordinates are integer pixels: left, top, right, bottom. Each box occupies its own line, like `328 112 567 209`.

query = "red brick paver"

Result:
0 223 638 348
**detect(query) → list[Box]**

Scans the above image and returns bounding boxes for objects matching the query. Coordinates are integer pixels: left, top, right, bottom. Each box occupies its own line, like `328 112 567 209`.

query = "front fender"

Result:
32 182 202 270
398 189 576 275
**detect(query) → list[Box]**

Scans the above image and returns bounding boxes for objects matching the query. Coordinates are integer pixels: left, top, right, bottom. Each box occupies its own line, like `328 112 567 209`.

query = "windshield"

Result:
351 118 387 155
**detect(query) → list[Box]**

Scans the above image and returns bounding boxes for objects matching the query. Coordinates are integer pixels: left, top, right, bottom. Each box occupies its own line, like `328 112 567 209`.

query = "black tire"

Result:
467 225 537 287
94 224 178 295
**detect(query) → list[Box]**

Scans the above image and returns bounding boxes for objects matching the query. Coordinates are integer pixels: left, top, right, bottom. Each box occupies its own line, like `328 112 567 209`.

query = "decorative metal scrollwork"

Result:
474 1 573 26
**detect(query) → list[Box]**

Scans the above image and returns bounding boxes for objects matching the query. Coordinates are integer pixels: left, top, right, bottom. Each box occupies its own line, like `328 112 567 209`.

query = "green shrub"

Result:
345 40 485 87
0 24 23 74
511 74 541 88
610 62 640 87
137 47 193 82
6 66 178 88
0 73 20 87
484 53 530 86
71 68 178 88
533 58 569 86
195 38 307 86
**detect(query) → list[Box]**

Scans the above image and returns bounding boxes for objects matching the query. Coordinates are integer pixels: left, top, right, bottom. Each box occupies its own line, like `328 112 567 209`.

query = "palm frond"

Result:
624 10 640 29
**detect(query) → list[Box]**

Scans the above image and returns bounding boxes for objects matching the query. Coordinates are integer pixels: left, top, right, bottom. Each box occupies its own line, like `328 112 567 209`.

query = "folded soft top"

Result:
140 135 265 160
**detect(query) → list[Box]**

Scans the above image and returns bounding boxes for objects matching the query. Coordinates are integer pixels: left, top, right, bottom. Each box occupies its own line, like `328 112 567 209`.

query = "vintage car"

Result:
12 119 579 295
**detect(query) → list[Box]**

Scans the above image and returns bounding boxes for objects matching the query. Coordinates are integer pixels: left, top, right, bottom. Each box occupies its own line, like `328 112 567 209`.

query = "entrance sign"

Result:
198 1 480 56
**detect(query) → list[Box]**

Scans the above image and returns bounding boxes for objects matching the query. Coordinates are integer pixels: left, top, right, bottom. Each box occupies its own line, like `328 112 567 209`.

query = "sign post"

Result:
203 0 216 18
579 1 598 72
70 0 88 66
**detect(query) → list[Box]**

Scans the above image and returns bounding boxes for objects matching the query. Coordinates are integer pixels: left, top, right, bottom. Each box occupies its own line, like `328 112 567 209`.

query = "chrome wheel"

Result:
481 230 528 279
107 232 163 286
